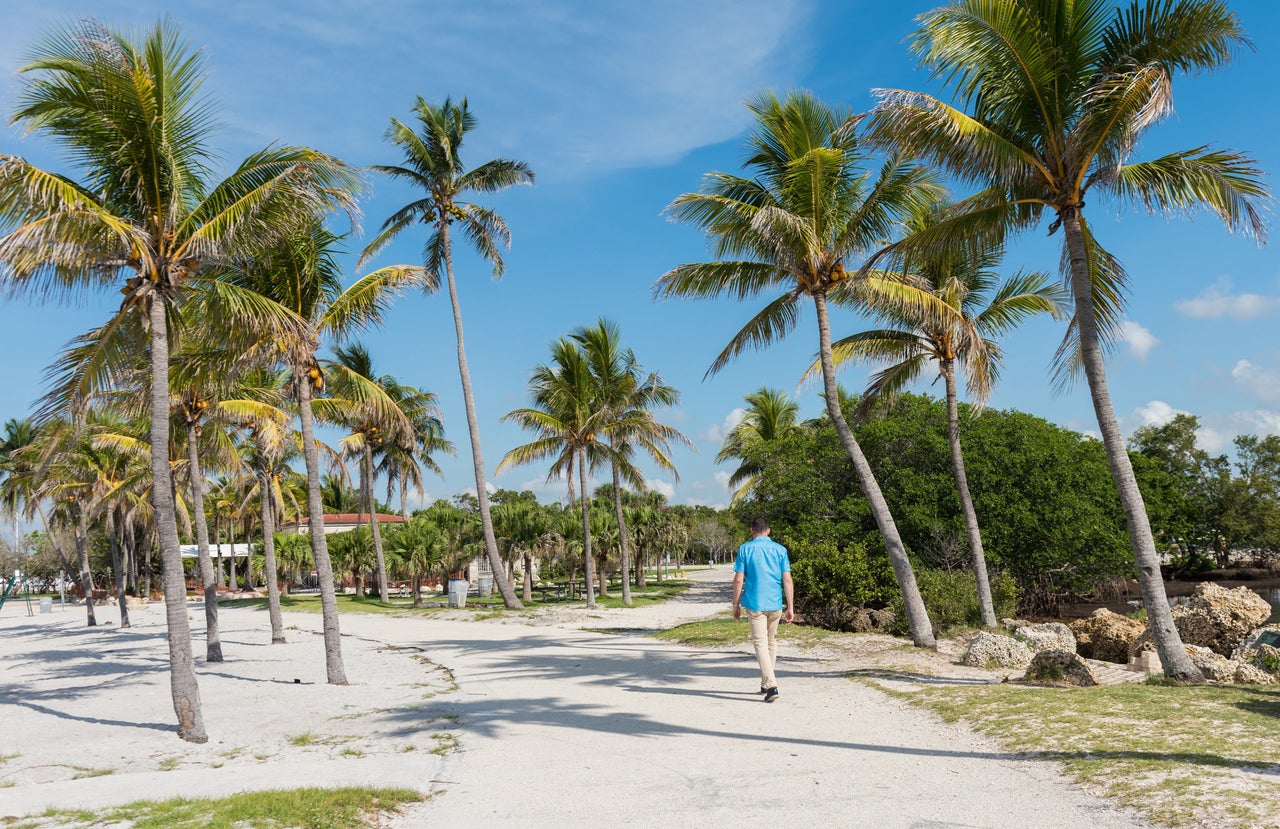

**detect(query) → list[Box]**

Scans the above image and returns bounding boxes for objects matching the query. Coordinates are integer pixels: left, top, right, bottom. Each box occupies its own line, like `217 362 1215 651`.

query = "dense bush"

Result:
789 539 898 608
737 392 1136 613
887 569 1020 636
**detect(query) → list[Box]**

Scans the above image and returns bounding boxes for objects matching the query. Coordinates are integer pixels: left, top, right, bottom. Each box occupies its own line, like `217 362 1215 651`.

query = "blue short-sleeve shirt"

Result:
733 536 791 612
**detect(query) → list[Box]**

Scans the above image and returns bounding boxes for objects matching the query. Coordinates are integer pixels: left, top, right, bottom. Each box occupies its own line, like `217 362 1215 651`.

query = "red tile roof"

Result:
291 513 406 525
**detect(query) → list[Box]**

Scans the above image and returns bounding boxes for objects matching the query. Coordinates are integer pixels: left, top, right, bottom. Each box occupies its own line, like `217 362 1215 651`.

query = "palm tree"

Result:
235 221 431 684
325 343 446 603
819 204 1065 628
0 418 39 550
715 388 802 503
571 319 689 606
363 95 534 610
500 338 609 607
870 0 1268 677
655 91 944 647
0 20 360 740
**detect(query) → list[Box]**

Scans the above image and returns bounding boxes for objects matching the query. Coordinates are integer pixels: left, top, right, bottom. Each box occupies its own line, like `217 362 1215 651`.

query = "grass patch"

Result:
287 732 354 748
428 733 459 756
27 786 422 829
157 757 180 771
650 615 841 648
0 752 19 764
858 674 1280 828
69 765 114 780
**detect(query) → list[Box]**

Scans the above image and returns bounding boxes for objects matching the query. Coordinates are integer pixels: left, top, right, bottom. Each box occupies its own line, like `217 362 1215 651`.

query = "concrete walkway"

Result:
329 568 1148 829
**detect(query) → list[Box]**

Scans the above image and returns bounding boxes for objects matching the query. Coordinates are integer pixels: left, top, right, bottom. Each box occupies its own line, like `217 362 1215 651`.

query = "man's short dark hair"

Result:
751 516 770 535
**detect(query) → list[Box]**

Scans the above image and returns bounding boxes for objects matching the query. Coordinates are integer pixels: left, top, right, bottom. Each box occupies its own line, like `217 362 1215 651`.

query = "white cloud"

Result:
1132 400 1185 428
645 479 676 500
1118 320 1158 360
1175 279 1280 320
701 407 746 444
714 471 733 493
1232 359 1280 404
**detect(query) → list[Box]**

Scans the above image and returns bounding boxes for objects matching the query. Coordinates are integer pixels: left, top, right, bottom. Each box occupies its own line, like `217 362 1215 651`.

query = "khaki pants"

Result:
747 609 782 689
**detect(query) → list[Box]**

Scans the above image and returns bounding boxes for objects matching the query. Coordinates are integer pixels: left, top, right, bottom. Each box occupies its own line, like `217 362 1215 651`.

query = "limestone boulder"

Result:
1184 644 1236 682
1023 649 1098 687
1231 626 1280 661
1171 583 1271 656
1070 609 1145 663
1013 622 1077 655
1232 661 1277 685
961 632 1033 670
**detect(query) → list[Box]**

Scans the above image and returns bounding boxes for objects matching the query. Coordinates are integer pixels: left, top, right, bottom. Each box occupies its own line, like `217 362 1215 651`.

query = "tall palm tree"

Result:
325 342 443 603
715 388 802 503
655 91 944 647
0 20 360 740
571 319 689 606
500 338 611 607
870 0 1268 677
819 205 1065 628
236 221 430 684
0 418 39 550
362 96 534 610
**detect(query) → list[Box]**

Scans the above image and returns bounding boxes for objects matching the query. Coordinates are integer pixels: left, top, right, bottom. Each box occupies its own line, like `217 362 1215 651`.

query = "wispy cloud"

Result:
1175 279 1280 320
1118 320 1158 360
701 407 746 444
1232 358 1280 404
2 1 815 179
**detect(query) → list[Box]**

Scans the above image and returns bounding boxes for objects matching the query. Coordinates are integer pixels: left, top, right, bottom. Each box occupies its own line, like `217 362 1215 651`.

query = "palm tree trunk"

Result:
942 364 997 628
258 467 286 644
365 446 389 603
149 296 207 742
297 368 349 685
74 504 96 627
578 449 597 607
107 509 130 629
636 540 647 589
438 221 522 609
610 457 633 606
186 421 223 662
523 552 533 603
813 291 935 648
1061 207 1202 681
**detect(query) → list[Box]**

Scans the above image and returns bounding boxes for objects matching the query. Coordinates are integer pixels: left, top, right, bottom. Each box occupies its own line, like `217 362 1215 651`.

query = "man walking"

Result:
732 517 793 702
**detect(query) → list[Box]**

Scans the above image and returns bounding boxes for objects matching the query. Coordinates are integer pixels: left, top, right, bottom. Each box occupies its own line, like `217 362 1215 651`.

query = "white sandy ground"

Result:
0 569 1150 828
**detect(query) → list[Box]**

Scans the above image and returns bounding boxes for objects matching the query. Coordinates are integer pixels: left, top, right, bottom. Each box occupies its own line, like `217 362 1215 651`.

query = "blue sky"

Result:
1 1 1278 510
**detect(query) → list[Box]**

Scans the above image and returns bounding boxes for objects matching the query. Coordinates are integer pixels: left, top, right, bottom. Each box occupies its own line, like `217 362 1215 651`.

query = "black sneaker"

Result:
763 687 779 703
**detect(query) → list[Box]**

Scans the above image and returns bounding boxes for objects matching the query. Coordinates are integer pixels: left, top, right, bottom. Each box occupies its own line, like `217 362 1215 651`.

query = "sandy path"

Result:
1 571 1147 827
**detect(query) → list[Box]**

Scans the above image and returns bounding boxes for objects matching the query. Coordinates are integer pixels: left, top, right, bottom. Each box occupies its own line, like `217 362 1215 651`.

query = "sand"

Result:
0 569 1147 828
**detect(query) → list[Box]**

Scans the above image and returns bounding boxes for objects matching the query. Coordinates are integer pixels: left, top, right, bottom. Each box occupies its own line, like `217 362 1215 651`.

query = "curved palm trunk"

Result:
149 297 207 742
439 222 522 609
942 363 997 628
74 505 96 627
297 371 348 684
364 445 389 603
185 421 222 662
813 291 935 648
107 509 130 628
258 467 286 644
578 449 598 607
609 455 633 606
1061 208 1202 681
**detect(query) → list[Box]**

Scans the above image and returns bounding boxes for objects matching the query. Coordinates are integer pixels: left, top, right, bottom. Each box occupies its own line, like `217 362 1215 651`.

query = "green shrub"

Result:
888 568 1020 636
790 539 898 608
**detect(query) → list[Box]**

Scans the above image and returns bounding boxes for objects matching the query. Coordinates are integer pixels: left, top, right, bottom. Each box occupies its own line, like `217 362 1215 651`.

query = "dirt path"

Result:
0 571 1148 827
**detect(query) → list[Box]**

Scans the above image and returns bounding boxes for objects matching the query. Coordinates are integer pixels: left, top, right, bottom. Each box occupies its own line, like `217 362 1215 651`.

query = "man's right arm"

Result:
731 572 744 620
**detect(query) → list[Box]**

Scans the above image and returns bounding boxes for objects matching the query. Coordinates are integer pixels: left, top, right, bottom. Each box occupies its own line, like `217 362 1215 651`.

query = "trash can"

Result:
39 597 53 614
478 576 493 598
447 579 468 608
